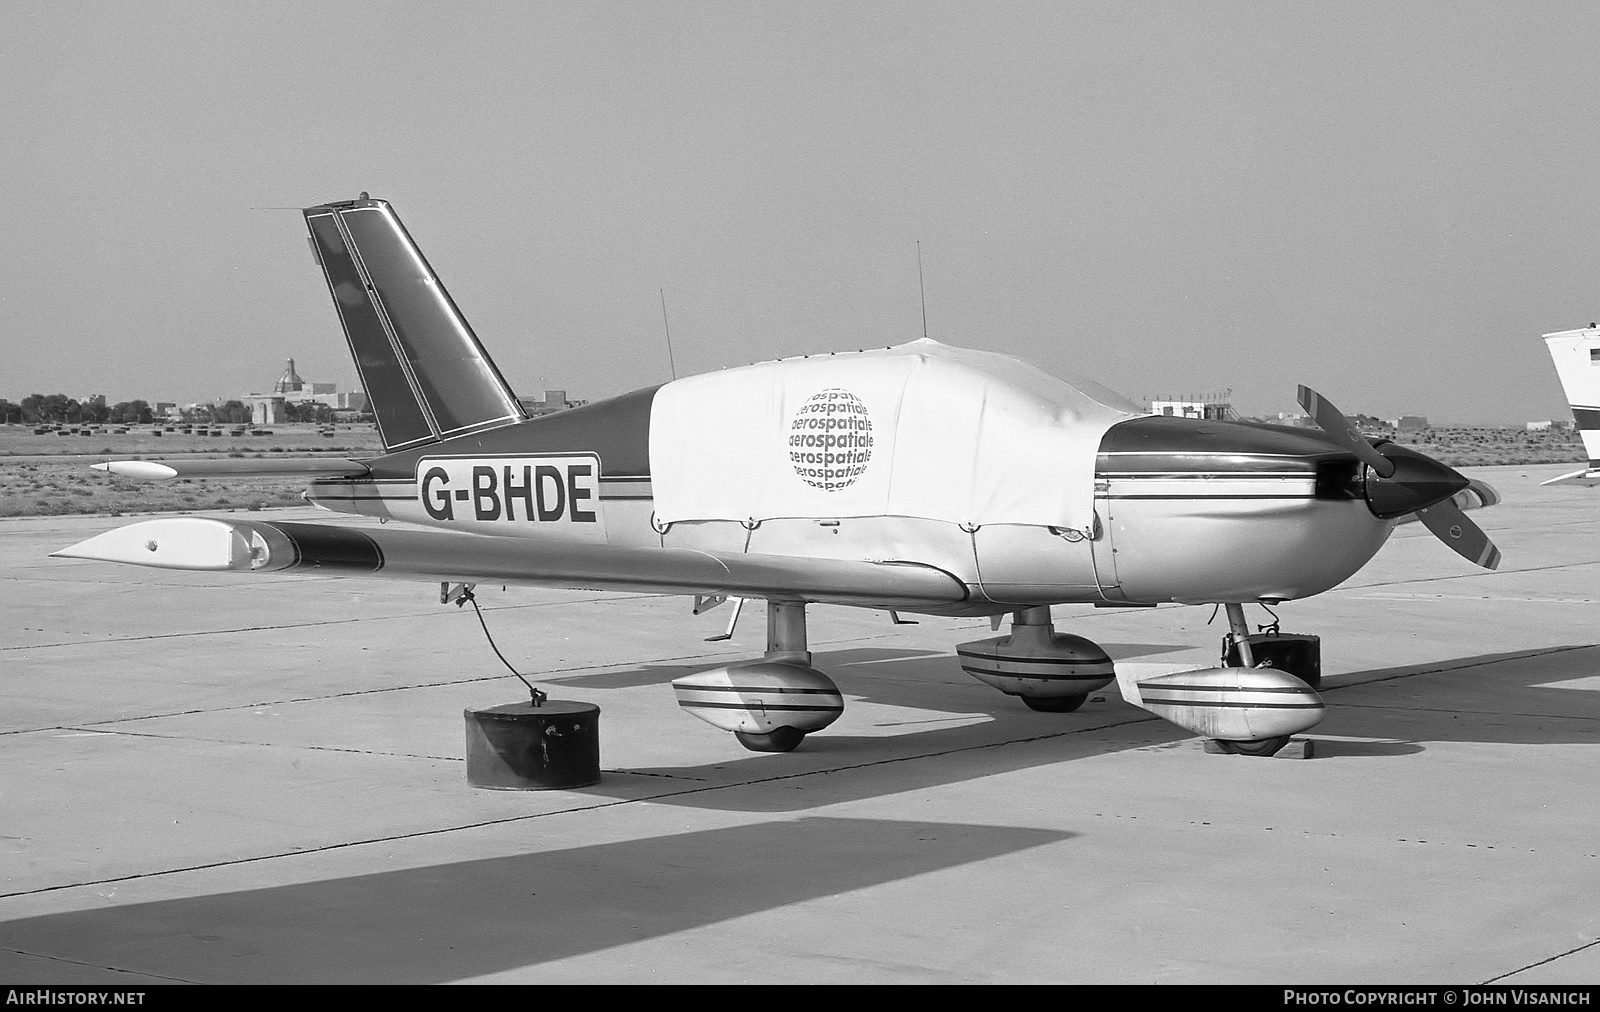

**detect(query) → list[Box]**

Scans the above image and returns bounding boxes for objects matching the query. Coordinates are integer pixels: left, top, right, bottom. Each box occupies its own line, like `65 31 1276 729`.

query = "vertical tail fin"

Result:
1542 328 1600 486
304 196 524 451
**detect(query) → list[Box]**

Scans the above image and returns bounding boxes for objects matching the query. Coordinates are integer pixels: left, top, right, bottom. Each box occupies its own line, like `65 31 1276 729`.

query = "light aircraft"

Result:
55 196 1503 757
1541 327 1600 487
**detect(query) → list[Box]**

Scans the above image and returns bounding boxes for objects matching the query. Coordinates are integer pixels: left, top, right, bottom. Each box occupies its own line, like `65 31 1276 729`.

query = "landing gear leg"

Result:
1224 603 1254 667
765 600 811 665
1206 603 1260 756
725 601 816 753
1202 603 1313 758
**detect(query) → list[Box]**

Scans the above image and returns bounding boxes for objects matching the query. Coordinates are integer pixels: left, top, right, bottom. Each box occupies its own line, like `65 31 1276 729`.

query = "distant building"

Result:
242 359 365 424
1259 410 1317 428
1148 390 1233 421
1391 416 1430 431
1527 419 1571 431
519 389 587 416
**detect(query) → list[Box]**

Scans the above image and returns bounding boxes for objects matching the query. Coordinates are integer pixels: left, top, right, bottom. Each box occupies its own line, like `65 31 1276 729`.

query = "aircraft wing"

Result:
52 517 969 610
93 458 371 481
1541 466 1600 488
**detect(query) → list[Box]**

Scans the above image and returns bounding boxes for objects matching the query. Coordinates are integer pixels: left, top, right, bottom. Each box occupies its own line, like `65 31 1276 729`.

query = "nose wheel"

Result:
1207 736 1291 757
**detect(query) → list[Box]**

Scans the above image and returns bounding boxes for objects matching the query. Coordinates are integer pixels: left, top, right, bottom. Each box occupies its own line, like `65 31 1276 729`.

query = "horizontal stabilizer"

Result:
53 518 969 610
1542 466 1600 487
92 458 371 482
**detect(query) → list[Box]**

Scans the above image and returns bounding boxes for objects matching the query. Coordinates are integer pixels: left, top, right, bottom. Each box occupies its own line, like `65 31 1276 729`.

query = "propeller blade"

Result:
1415 497 1502 570
1296 385 1395 478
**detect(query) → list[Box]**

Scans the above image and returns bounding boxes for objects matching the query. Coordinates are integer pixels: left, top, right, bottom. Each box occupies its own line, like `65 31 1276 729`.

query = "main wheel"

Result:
1021 694 1087 713
1222 735 1291 757
734 726 807 752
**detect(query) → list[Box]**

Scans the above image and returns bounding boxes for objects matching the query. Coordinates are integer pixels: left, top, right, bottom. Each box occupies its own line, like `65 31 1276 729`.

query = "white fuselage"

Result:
306 443 1391 610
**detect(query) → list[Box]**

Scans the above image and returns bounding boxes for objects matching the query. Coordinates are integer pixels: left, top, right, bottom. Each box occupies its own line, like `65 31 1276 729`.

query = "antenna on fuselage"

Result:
917 241 929 340
660 288 678 380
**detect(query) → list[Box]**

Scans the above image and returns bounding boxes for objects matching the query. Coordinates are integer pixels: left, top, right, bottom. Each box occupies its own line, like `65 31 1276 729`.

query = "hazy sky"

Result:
4 1 1599 423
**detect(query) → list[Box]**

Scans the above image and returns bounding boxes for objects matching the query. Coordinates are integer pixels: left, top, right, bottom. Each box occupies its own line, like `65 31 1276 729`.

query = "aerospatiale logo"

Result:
788 388 873 491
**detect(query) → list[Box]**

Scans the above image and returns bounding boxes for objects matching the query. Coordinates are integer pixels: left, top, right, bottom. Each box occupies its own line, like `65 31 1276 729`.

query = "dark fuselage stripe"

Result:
958 651 1110 667
959 665 1110 681
309 495 415 502
679 701 845 713
681 685 842 695
1141 697 1323 710
1143 682 1312 694
1104 494 1317 501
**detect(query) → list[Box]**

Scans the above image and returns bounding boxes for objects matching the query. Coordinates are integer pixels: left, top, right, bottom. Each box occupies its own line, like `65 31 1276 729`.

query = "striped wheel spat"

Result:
672 661 844 735
1136 666 1325 742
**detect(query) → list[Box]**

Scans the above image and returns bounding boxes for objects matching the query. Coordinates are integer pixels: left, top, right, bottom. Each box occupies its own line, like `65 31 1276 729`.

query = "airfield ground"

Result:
0 463 1595 984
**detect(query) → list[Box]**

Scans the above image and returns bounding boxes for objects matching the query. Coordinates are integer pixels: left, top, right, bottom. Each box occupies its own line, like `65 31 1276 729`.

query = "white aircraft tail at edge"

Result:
1542 328 1600 487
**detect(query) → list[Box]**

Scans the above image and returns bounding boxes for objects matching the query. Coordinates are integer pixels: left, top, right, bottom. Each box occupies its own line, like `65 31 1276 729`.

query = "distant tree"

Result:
0 399 20 423
108 400 152 424
21 393 78 423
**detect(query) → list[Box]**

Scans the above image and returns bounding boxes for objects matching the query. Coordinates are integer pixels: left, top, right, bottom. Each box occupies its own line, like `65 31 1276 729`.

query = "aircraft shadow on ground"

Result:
0 817 1070 985
579 644 1600 813
1318 644 1600 747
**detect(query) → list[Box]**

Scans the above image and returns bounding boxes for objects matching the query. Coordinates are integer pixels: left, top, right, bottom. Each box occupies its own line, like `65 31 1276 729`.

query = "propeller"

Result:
1296 385 1501 570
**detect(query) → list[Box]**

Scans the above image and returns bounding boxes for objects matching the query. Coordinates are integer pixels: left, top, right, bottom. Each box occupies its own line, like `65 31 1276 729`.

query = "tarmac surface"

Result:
1 462 1596 984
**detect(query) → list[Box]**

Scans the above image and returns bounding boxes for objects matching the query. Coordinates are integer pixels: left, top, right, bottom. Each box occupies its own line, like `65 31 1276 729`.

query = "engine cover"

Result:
1134 665 1325 742
672 662 844 736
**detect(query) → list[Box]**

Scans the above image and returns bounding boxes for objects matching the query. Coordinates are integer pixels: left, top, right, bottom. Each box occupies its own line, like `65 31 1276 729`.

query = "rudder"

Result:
304 196 524 451
1544 328 1600 467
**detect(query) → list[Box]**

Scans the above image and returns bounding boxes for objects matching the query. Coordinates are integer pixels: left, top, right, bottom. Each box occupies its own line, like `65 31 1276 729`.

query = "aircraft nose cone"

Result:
1364 444 1470 519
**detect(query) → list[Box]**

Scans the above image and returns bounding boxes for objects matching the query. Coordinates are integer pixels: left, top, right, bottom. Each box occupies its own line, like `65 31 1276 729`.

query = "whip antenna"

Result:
917 241 929 340
660 288 678 380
